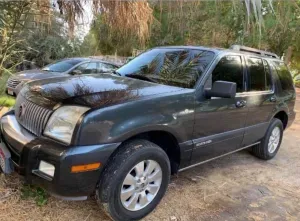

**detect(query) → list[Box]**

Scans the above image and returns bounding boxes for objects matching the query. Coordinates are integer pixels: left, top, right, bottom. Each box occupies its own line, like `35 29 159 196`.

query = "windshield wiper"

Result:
125 74 157 83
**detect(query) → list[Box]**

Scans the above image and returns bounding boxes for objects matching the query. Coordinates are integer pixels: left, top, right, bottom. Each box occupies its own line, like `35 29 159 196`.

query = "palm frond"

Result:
57 0 84 39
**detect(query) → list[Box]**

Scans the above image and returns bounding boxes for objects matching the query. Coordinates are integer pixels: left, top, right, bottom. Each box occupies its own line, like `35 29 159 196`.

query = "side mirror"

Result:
71 69 82 75
205 81 236 99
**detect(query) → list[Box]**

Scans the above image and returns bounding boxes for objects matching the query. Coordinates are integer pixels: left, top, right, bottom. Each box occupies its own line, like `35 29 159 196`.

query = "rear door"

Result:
241 56 277 146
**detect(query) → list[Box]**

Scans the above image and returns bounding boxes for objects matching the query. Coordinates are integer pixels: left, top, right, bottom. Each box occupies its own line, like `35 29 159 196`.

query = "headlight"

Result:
44 106 90 144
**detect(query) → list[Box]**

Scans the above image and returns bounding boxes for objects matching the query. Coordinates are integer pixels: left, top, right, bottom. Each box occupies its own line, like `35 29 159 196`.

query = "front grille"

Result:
7 77 21 89
15 95 53 136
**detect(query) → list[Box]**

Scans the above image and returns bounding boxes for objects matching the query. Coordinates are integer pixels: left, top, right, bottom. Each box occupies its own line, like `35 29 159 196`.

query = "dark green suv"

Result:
0 45 296 221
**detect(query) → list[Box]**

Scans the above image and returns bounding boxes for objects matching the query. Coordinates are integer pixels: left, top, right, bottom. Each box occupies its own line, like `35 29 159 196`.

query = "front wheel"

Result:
96 139 170 221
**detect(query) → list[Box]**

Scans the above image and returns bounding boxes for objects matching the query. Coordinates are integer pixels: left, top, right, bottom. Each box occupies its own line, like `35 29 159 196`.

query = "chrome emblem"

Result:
196 140 212 147
18 103 26 119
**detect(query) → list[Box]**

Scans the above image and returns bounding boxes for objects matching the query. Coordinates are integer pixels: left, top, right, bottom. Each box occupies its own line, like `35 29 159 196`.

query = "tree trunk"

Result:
284 46 292 66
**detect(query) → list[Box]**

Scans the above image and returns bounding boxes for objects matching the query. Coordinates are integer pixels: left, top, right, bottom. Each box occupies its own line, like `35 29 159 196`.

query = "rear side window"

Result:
273 61 294 91
100 63 117 72
263 60 272 91
247 57 272 91
211 55 244 92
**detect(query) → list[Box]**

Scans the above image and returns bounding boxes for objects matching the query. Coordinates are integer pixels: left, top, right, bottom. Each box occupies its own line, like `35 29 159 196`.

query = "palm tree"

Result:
57 0 153 43
56 0 267 44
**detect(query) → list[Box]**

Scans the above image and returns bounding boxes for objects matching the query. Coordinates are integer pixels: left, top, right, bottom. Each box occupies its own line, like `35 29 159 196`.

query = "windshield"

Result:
42 59 84 72
117 48 215 88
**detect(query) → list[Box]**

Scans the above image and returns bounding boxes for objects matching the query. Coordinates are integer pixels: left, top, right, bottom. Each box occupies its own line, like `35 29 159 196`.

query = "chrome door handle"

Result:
236 100 246 108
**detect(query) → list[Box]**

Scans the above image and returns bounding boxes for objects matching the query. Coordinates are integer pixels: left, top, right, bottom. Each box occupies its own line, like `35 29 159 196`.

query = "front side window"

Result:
42 59 84 72
247 57 272 91
83 62 98 74
117 48 215 88
210 55 244 92
74 63 88 72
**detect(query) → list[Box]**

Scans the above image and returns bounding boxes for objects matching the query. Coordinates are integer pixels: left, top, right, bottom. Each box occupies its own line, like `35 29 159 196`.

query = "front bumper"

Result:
0 112 120 199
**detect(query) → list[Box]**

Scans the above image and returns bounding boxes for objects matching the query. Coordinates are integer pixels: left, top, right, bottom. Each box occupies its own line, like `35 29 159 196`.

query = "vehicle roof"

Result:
62 57 119 66
154 46 282 61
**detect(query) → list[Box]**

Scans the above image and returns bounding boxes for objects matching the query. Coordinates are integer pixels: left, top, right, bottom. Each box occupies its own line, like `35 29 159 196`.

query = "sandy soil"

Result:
0 89 299 221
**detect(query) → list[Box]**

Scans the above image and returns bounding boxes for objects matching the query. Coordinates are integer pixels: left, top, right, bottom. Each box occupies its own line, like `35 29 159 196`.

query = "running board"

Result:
178 142 260 172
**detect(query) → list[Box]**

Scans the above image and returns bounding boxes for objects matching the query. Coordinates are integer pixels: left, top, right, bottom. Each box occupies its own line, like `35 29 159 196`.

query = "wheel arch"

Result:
272 110 288 130
106 130 181 175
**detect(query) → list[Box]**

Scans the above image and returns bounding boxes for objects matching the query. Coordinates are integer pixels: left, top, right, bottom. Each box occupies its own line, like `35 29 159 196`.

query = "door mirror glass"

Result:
205 81 236 98
71 69 82 75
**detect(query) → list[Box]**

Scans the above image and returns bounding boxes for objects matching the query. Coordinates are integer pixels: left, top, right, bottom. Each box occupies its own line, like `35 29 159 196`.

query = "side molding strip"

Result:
178 142 261 172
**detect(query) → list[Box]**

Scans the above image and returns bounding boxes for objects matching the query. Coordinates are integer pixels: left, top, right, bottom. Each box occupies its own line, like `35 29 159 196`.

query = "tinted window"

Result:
83 62 98 74
100 63 117 72
247 57 271 91
117 48 215 88
263 60 272 91
74 63 88 71
273 61 294 91
42 59 83 72
211 55 244 92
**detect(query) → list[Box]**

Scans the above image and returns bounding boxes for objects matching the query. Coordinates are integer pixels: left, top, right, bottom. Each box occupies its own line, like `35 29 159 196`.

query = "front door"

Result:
191 55 248 164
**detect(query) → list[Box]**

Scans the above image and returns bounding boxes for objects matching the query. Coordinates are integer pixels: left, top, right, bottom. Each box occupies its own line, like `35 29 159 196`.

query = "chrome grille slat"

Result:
43 111 51 130
7 78 21 89
24 100 31 123
14 95 53 136
37 106 46 134
35 106 44 135
27 102 35 133
33 105 41 133
29 103 37 133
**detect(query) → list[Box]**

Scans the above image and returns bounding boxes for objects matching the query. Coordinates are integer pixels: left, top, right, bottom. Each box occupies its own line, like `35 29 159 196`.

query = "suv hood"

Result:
14 69 67 81
21 74 183 109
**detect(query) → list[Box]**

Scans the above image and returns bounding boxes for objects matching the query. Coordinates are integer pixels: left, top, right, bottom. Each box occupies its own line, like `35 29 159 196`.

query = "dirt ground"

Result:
0 89 300 221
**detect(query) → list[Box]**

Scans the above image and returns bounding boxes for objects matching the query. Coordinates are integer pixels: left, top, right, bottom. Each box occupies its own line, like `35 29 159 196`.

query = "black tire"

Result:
252 118 283 160
96 139 171 221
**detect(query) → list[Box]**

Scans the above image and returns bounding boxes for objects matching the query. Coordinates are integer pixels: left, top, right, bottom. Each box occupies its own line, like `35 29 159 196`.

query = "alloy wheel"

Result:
120 160 162 211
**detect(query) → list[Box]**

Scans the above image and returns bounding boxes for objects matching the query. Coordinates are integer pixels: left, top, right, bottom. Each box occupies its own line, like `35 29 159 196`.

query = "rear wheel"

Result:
252 118 283 160
96 139 170 221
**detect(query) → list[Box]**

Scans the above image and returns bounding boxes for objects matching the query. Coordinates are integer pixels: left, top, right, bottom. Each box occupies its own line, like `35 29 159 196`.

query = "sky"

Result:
51 0 93 41
75 1 94 41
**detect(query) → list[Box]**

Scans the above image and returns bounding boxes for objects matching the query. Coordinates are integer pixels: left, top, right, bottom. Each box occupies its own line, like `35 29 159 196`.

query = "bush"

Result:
295 81 300 88
0 96 15 107
0 71 11 96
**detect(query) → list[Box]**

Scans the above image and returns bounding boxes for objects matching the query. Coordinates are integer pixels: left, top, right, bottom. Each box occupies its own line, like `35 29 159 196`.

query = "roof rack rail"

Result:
230 45 279 59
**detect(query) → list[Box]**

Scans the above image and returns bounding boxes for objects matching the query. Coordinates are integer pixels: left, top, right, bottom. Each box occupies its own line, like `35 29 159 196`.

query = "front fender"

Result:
75 92 195 145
